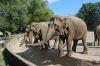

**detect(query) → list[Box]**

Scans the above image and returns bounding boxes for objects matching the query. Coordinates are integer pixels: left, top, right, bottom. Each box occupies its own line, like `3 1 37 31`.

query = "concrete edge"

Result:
5 34 35 66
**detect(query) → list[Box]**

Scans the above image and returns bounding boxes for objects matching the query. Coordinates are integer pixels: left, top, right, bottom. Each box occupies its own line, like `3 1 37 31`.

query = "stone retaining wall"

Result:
5 34 35 66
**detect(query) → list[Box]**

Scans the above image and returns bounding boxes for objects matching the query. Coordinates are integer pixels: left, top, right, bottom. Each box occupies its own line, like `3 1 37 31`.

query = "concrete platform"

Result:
6 32 100 66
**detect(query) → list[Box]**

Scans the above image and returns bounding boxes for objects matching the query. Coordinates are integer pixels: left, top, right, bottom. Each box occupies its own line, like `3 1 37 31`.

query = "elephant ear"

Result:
63 18 69 29
63 18 70 35
58 16 63 22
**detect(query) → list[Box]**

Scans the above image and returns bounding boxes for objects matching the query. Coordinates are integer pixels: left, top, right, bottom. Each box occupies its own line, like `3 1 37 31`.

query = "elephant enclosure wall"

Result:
5 32 100 66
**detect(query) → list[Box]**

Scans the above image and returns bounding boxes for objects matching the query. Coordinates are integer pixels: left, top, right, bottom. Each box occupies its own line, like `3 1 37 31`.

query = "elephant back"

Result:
64 16 87 40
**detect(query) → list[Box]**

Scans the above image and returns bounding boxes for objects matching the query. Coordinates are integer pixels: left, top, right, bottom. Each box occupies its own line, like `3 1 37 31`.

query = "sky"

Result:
47 0 100 16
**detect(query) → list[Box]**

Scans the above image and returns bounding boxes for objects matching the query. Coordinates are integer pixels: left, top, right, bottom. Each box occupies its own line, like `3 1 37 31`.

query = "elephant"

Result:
34 15 88 57
27 22 59 49
20 25 30 46
28 22 40 44
94 25 100 46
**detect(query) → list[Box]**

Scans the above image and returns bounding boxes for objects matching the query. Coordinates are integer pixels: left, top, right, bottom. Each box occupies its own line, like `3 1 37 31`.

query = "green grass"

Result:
4 34 17 41
0 48 5 66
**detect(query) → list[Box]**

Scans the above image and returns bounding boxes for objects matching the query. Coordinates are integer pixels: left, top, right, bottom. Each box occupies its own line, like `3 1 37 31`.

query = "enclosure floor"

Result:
13 32 100 66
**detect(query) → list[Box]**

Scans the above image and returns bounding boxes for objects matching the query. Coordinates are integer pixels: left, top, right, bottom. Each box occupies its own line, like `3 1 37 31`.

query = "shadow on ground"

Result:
17 47 100 66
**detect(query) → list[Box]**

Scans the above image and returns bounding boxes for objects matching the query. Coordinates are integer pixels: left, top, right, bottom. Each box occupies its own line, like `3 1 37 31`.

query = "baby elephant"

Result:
94 25 100 46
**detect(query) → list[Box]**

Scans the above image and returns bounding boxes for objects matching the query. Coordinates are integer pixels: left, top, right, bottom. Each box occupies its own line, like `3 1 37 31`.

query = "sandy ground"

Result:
12 32 100 66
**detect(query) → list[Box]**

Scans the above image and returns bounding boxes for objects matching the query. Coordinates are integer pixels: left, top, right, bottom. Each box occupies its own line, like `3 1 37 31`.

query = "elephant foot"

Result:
66 51 72 57
40 44 49 50
83 49 88 54
72 50 76 52
59 53 65 58
53 45 58 49
40 47 46 50
40 47 49 50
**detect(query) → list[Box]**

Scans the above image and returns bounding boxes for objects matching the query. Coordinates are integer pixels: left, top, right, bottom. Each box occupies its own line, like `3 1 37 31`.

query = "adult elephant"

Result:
28 22 39 44
27 22 59 49
94 25 100 46
34 16 88 57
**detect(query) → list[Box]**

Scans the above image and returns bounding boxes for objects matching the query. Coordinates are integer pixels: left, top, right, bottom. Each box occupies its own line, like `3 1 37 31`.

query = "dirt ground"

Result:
13 32 100 66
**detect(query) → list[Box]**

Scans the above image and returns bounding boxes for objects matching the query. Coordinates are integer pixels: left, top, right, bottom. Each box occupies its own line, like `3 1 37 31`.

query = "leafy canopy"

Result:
76 2 100 30
0 0 53 33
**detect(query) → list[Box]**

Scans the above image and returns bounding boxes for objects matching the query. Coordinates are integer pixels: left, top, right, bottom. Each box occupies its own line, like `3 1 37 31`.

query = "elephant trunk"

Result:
44 26 55 42
28 30 34 44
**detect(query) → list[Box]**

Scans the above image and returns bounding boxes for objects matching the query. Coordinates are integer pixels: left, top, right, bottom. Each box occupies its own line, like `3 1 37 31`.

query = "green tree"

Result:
0 16 10 36
0 0 53 33
0 0 30 33
28 0 53 23
76 2 100 30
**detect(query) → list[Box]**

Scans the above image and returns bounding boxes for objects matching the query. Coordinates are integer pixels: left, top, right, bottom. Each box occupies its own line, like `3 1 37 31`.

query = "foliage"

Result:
0 0 53 33
0 16 9 32
76 2 100 30
28 0 53 22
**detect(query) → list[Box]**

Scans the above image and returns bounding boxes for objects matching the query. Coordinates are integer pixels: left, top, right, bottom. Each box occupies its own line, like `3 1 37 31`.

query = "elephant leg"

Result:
41 43 49 50
28 30 34 44
98 38 100 46
94 32 97 46
44 41 49 50
72 40 78 52
82 35 88 54
94 37 97 46
47 41 50 48
23 33 29 46
66 38 72 57
40 40 49 50
40 41 45 50
58 38 65 57
40 44 45 50
53 39 59 49
38 37 45 49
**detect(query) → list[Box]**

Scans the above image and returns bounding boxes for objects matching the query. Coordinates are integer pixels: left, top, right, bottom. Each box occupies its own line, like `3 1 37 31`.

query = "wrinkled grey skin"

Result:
28 22 39 44
36 16 88 57
94 25 100 46
28 22 59 49
52 16 88 57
